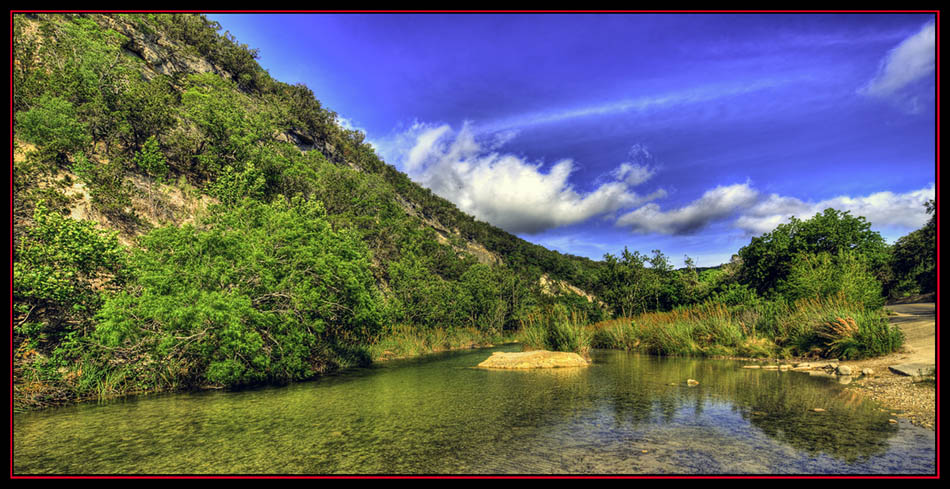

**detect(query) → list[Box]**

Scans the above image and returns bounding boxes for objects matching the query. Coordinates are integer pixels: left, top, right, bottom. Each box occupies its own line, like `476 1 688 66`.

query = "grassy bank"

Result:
367 325 518 361
588 293 903 360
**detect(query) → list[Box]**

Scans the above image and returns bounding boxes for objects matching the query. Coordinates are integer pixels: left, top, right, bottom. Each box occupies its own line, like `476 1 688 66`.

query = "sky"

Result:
208 12 937 267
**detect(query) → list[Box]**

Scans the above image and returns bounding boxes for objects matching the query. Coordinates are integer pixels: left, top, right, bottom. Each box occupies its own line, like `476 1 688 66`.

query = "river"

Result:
13 345 936 475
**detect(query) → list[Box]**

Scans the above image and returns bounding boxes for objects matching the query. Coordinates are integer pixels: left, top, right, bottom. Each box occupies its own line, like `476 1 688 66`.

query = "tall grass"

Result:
367 324 513 361
589 292 903 359
518 304 592 355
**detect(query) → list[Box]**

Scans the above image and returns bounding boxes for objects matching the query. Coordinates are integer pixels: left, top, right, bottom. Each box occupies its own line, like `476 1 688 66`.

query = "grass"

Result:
517 305 593 355
588 292 903 360
367 324 514 361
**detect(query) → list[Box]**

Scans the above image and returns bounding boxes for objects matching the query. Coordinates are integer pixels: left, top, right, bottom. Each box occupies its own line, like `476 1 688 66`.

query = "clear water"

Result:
13 345 936 475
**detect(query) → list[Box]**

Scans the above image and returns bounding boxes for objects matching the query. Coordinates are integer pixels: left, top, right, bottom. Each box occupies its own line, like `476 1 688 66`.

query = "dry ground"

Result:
839 302 936 430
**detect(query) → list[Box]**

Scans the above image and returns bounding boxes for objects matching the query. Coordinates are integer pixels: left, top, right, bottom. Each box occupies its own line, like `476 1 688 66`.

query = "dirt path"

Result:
885 303 936 366
840 302 936 430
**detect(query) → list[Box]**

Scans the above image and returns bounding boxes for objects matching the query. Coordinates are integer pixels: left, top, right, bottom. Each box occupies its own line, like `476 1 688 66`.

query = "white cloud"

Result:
380 122 665 234
616 183 760 235
612 144 659 186
615 181 935 238
860 20 935 111
736 184 936 236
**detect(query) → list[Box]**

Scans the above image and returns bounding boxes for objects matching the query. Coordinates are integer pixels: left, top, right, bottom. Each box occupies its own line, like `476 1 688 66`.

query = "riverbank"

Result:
739 302 936 430
835 302 936 430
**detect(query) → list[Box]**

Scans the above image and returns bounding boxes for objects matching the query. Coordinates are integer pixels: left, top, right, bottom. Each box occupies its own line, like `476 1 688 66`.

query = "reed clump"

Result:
589 292 902 359
518 304 592 355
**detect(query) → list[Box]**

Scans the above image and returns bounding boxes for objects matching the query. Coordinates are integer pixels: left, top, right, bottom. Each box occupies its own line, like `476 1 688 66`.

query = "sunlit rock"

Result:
476 350 590 369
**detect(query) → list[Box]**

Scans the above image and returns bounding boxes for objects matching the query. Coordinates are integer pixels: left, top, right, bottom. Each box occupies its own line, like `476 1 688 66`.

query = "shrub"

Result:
14 95 90 161
14 201 127 342
95 197 385 388
777 250 884 308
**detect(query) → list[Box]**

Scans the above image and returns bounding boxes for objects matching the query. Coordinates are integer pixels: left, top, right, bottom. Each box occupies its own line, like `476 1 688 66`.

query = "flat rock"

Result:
888 363 935 377
477 350 591 369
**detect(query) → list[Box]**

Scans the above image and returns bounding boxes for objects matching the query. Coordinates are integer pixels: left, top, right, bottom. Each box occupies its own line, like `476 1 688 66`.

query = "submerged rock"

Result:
477 350 591 369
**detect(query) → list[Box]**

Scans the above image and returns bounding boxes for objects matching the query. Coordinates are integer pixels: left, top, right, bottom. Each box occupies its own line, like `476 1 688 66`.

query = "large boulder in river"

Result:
477 350 591 369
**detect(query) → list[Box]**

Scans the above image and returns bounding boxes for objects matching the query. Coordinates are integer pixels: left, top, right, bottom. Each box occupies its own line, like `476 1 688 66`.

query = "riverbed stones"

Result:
476 350 591 369
686 379 699 386
836 365 853 376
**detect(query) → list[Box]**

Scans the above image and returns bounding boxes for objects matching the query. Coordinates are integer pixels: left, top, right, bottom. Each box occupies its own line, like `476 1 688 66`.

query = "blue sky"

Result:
208 13 937 267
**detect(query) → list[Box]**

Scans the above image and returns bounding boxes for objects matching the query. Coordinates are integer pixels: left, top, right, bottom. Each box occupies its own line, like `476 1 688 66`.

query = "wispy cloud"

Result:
377 122 665 234
479 78 801 133
859 20 935 112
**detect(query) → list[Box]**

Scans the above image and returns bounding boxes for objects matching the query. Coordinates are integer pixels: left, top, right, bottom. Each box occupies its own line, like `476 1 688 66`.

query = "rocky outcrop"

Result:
102 16 228 80
477 350 590 369
538 273 600 304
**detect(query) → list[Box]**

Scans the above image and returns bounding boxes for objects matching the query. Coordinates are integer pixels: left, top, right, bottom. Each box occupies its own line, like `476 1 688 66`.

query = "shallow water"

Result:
13 346 936 475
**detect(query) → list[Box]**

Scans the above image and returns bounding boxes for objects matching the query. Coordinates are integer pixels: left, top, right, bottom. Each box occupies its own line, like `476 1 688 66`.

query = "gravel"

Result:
841 355 936 430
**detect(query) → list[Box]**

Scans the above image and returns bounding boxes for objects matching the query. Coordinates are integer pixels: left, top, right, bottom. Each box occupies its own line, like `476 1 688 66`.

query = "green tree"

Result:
15 95 91 162
597 247 650 318
134 135 168 181
738 208 890 298
889 199 936 296
777 250 885 308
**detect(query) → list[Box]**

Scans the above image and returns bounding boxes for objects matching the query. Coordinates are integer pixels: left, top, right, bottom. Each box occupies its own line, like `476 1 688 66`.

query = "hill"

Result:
12 13 609 407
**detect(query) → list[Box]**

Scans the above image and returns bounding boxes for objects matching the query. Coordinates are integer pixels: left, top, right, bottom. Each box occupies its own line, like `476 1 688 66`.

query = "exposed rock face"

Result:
477 350 590 369
538 274 598 303
103 16 226 80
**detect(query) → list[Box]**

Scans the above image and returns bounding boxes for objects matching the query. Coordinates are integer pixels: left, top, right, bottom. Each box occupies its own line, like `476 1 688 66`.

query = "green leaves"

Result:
134 136 168 181
889 199 936 297
777 250 884 309
95 197 385 387
14 95 90 161
738 208 889 299
14 201 127 340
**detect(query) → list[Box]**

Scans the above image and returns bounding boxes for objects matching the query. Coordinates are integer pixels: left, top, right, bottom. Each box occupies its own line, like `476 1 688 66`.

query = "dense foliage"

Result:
889 200 936 298
95 198 384 388
737 208 890 297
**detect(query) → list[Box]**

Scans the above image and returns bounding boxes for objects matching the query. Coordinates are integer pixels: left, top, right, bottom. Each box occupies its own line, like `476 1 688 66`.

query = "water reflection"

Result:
13 346 934 475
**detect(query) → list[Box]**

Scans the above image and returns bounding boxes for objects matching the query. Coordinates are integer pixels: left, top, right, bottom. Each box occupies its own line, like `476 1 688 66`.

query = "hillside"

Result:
12 13 610 407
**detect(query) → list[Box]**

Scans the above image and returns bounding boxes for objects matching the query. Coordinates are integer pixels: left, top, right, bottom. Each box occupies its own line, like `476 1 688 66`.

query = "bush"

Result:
777 250 884 308
14 95 90 161
95 197 385 388
14 201 127 342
